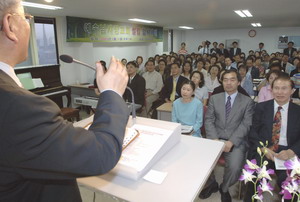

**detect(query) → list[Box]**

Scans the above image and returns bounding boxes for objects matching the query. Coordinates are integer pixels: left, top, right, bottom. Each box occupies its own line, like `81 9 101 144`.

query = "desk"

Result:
157 102 172 121
69 84 98 107
75 116 224 202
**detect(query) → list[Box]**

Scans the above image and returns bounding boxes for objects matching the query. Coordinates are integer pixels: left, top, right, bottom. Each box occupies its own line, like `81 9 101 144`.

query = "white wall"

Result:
176 27 300 55
56 17 163 85
55 15 299 85
172 30 185 53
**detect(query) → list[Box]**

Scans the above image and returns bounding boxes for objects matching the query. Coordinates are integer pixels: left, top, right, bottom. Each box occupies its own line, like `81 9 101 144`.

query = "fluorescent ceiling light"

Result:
22 1 63 10
44 0 54 2
234 10 246 18
242 10 253 17
178 26 194 30
251 23 262 27
128 18 156 24
235 10 253 18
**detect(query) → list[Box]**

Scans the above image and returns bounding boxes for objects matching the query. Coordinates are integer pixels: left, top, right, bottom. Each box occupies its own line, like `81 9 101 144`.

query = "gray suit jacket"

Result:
205 92 254 147
0 70 129 202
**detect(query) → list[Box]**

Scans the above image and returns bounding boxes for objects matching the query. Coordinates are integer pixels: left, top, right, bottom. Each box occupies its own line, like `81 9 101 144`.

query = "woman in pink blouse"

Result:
258 70 281 103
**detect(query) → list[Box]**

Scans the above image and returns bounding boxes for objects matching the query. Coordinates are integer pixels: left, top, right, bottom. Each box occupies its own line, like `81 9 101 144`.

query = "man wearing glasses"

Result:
0 1 129 202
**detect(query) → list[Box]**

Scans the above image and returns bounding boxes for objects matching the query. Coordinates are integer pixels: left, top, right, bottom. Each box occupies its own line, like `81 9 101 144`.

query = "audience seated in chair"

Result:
238 65 255 96
142 60 163 117
123 61 146 108
246 57 260 80
258 69 281 103
245 74 300 202
199 70 254 202
191 71 209 106
205 65 221 93
150 62 188 119
171 80 203 137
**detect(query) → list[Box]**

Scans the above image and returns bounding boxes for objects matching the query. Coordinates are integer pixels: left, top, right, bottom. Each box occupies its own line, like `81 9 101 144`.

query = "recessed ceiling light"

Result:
251 23 262 27
44 0 54 2
22 1 63 10
178 26 194 30
242 10 253 17
128 18 156 24
234 10 246 18
234 10 253 18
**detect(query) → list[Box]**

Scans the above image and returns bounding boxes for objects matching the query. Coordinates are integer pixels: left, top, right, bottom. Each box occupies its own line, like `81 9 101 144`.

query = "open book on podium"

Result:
74 115 181 181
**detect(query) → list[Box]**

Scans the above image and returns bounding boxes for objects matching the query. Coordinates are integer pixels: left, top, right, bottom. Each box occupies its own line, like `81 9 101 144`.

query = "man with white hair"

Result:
0 1 129 201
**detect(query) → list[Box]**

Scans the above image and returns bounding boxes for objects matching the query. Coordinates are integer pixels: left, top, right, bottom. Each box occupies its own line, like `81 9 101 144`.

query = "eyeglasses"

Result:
0 13 33 30
11 13 34 23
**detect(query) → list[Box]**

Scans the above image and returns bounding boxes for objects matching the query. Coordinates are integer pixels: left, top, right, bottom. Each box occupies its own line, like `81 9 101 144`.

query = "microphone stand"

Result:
59 54 136 124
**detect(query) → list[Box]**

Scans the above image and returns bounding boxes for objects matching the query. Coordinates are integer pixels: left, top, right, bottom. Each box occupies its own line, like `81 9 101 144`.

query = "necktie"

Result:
170 78 177 101
271 106 282 151
225 96 231 120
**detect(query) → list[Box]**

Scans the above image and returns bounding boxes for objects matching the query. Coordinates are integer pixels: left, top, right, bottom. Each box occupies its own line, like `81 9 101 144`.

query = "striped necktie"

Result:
225 96 231 120
271 106 282 152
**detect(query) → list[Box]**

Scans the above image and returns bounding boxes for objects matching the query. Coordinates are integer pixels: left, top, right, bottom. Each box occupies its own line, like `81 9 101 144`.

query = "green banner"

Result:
66 16 163 43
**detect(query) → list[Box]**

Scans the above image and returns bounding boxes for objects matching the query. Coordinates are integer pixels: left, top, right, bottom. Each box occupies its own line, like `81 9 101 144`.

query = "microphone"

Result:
60 54 136 123
60 55 96 71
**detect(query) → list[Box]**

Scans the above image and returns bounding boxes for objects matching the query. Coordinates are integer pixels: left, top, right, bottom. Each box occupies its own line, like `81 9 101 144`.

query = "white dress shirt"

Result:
205 76 220 92
142 70 163 94
0 62 22 87
198 47 210 55
274 100 289 146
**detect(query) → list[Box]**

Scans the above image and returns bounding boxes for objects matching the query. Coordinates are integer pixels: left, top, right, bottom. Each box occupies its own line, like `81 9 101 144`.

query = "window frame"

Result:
15 16 59 69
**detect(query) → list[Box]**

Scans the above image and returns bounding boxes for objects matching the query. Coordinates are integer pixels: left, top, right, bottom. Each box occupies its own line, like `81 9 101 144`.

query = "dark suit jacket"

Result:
0 70 129 202
160 75 188 101
248 100 300 158
283 47 297 58
210 48 220 55
249 66 260 79
229 47 241 58
123 74 145 106
219 48 230 58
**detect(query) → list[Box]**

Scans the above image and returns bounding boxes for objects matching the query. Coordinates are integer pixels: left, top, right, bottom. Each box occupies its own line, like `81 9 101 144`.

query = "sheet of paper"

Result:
143 169 168 184
181 125 193 134
32 78 44 88
274 157 286 170
274 156 297 170
119 124 172 172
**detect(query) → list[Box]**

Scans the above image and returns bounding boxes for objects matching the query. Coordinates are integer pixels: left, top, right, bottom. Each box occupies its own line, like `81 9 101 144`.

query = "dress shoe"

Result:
198 181 219 199
219 186 232 202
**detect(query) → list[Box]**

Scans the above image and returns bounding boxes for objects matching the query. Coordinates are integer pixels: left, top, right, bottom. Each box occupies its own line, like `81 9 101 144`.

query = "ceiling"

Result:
25 0 300 30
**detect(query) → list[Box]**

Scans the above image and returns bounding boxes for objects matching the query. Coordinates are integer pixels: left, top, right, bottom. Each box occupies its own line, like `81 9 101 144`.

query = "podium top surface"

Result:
76 116 224 202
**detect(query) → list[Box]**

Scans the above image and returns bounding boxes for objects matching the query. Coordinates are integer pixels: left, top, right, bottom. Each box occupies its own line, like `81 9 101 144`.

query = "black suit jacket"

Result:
210 48 220 55
248 100 300 157
283 47 297 58
229 47 241 58
160 75 188 101
249 66 260 79
0 70 129 202
123 74 145 106
219 48 230 58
